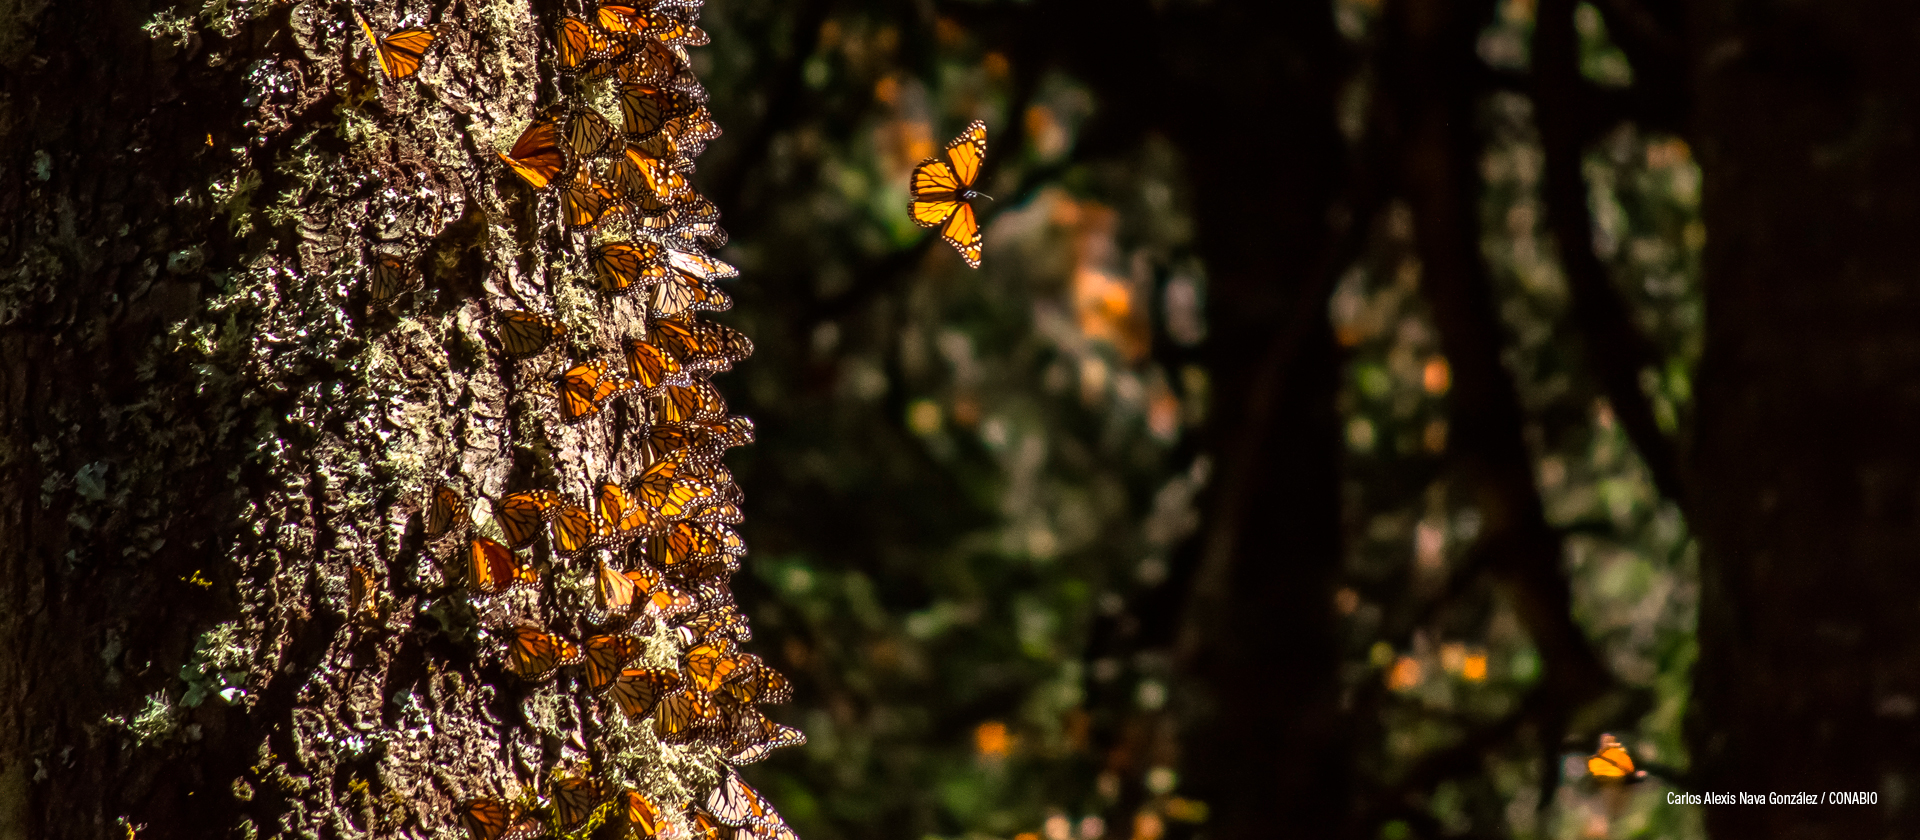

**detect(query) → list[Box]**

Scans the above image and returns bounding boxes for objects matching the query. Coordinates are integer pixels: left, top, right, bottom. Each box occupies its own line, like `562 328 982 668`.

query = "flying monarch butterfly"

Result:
610 666 681 718
370 254 418 302
1587 733 1647 781
506 625 582 680
623 338 683 391
909 119 989 268
561 167 624 229
550 499 600 556
582 633 644 693
348 565 379 621
653 686 720 743
621 790 665 838
635 458 716 520
426 484 464 539
684 641 740 693
551 775 607 830
596 481 653 535
590 240 667 294
469 537 539 594
617 83 698 140
499 111 570 190
554 361 640 422
654 379 726 425
564 107 617 160
495 310 566 358
355 12 437 81
496 490 563 546
458 797 516 840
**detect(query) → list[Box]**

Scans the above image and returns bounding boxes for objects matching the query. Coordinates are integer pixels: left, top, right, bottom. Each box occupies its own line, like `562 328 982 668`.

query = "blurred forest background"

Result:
681 0 1920 839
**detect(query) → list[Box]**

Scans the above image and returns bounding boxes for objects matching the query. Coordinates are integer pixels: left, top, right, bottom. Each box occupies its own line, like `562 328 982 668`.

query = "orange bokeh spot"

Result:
874 75 900 105
1463 652 1489 682
983 51 1009 79
975 720 1010 757
1386 655 1423 691
1422 356 1451 394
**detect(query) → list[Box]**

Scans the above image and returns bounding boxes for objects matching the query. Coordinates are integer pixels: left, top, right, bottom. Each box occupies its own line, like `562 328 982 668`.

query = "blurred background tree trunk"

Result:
1688 1 1920 835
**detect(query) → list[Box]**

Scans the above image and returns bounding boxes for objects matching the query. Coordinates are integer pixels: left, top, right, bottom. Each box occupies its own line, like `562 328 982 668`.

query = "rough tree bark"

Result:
0 0 767 837
1688 1 1920 836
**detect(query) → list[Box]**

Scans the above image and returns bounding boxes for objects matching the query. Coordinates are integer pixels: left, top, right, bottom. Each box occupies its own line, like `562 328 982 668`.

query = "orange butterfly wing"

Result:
500 113 569 190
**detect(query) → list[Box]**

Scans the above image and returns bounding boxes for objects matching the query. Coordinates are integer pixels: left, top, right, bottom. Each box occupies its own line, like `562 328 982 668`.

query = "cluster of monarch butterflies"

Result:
352 2 802 838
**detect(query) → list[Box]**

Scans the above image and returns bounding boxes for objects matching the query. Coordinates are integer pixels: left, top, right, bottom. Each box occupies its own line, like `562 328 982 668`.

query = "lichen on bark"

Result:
0 0 785 836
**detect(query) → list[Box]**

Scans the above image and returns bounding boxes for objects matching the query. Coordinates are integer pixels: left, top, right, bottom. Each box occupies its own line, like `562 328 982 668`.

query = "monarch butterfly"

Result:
623 338 683 391
719 704 806 766
551 775 607 830
688 807 727 840
654 379 726 424
675 606 752 645
690 501 743 528
370 254 417 302
642 520 712 575
495 310 566 358
348 565 379 621
614 38 686 86
564 107 617 160
720 654 792 705
605 146 687 213
689 319 754 367
561 167 624 229
550 499 599 556
557 16 619 73
621 790 665 837
666 108 722 145
705 772 783 828
909 120 989 268
684 641 740 693
499 111 570 190
590 240 667 294
582 633 644 693
636 458 716 520
704 523 746 556
470 537 539 594
596 482 653 535
426 484 464 539
617 83 698 140
647 580 697 622
653 686 719 743
638 424 698 467
496 490 563 546
506 625 582 680
554 361 640 421
1587 733 1647 781
594 559 648 617
610 666 681 718
355 12 437 81
645 316 705 359
458 797 519 840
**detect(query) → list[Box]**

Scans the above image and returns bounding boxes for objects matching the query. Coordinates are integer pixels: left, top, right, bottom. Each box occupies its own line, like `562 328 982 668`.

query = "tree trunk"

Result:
1688 1 1920 835
0 0 763 837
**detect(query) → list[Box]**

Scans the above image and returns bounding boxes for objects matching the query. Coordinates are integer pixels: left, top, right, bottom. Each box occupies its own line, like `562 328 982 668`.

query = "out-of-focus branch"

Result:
1535 0 1692 518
